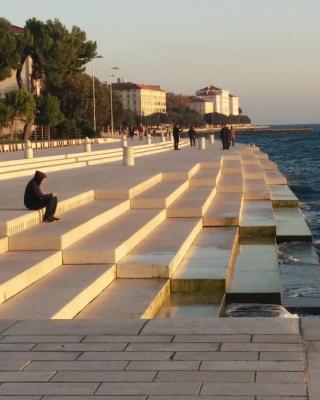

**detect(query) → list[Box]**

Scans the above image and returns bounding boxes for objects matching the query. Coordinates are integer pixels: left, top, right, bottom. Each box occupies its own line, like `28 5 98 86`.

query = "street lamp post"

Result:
91 55 103 134
109 67 119 135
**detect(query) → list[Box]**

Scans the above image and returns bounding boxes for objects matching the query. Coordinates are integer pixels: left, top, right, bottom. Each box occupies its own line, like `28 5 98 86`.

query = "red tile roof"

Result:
11 25 24 34
113 82 165 92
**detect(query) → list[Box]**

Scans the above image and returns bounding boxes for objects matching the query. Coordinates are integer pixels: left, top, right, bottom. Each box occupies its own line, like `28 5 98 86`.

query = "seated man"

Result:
24 170 59 222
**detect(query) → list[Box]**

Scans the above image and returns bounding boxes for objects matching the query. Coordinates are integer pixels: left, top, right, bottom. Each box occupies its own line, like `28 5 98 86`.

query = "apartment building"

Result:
189 97 213 116
113 82 166 116
195 84 240 116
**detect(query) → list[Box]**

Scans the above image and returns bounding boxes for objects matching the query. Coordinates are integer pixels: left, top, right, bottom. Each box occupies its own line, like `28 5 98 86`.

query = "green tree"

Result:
3 89 36 140
0 18 21 81
24 18 97 94
35 94 64 139
0 101 10 128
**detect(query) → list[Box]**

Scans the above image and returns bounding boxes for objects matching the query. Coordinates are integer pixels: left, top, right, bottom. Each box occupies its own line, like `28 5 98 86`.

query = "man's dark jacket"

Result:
24 171 51 208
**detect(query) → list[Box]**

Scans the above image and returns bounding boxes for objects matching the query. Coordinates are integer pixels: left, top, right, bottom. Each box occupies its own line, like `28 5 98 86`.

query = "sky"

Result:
2 0 320 124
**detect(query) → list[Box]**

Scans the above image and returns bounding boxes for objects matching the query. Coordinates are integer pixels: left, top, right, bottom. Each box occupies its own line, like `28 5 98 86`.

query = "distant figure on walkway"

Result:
230 125 237 147
173 123 181 150
188 126 196 147
220 123 230 150
24 171 59 223
138 123 144 141
129 126 135 140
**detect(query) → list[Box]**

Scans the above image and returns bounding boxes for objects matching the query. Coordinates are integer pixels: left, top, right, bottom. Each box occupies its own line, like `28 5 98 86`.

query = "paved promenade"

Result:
0 317 318 399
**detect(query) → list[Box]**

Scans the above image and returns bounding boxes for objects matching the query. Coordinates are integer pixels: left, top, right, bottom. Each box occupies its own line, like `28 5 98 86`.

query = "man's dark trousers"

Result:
29 196 58 219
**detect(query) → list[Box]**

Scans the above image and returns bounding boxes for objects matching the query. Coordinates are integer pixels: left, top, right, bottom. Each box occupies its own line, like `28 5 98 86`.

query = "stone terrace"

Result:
0 135 318 398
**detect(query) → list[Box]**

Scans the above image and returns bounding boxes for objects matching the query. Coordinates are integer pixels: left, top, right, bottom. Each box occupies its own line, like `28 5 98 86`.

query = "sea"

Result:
236 124 320 255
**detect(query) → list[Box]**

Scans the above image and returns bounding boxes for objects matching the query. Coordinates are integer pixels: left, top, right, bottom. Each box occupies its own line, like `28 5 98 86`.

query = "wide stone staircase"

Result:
0 143 314 319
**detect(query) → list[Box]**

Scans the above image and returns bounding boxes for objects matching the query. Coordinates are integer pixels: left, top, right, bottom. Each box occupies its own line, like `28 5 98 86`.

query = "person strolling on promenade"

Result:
188 126 196 147
220 123 230 150
230 125 237 147
24 171 59 223
173 123 181 150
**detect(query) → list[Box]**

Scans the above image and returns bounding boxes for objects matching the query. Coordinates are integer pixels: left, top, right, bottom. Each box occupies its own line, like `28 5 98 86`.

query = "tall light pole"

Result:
91 55 103 133
109 67 119 135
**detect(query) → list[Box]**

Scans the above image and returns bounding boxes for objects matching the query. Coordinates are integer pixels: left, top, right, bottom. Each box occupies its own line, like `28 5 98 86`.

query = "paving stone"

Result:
256 371 305 383
0 371 55 382
148 397 255 400
155 370 254 382
173 334 251 343
126 361 200 370
25 360 127 371
305 347 320 400
260 351 303 361
200 361 303 371
141 318 299 335
42 397 146 400
83 335 173 343
302 318 320 340
96 382 201 396
201 382 306 396
0 320 16 334
257 397 306 400
0 343 35 351
174 351 258 361
31 342 127 352
0 397 41 400
78 351 173 361
126 342 220 352
221 343 300 352
2 320 145 336
0 382 99 396
252 334 300 343
51 370 156 382
0 351 80 361
0 335 84 343
0 360 28 370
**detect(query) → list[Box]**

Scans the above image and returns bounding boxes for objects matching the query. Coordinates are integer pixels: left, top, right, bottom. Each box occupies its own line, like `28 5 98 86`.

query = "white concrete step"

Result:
0 264 116 319
76 279 170 320
0 157 78 174
253 150 269 159
189 168 221 187
258 159 278 170
203 192 243 227
243 178 270 200
117 218 202 278
0 236 8 255
0 251 62 304
171 227 239 293
240 200 276 238
0 190 95 237
269 185 299 207
163 163 200 180
273 207 312 242
240 153 258 165
95 173 162 200
167 186 216 217
131 180 188 209
9 199 129 250
264 170 287 185
242 164 264 179
217 173 243 193
63 208 166 264
222 159 241 173
228 243 281 303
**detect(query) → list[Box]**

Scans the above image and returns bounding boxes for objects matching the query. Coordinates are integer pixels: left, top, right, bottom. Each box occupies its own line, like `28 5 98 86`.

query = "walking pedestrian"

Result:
24 171 59 223
230 125 237 147
188 126 196 147
173 123 181 150
220 123 230 150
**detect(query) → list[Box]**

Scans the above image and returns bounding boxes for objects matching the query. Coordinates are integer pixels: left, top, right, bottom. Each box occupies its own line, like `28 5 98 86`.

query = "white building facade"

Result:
195 85 239 116
189 98 213 116
113 82 166 116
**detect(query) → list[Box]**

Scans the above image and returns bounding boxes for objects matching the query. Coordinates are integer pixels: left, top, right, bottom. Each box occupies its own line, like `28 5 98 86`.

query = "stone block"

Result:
96 382 201 396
